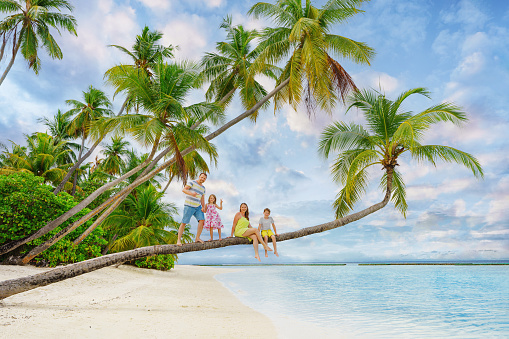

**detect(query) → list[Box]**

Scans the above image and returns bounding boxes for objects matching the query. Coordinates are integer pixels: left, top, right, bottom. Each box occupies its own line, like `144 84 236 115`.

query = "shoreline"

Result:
0 264 277 338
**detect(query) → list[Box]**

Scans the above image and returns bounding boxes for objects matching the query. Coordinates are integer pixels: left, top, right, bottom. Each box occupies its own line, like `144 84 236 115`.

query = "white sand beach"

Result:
0 264 277 338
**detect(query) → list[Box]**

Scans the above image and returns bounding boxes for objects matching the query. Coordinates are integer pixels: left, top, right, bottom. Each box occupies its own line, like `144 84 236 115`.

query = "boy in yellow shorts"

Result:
258 208 279 257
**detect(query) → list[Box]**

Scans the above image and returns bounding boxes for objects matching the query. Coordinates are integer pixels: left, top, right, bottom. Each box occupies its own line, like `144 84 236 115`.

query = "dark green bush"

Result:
0 172 106 266
134 254 175 271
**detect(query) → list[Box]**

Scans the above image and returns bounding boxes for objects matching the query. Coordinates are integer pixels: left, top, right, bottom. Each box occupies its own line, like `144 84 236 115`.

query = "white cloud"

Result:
284 106 335 137
136 0 170 11
161 15 209 60
406 178 473 201
454 52 485 77
440 0 489 29
204 179 240 198
352 71 400 95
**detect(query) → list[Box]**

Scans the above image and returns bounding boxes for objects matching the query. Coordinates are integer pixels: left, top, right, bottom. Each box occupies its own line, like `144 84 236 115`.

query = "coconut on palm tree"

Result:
0 0 77 86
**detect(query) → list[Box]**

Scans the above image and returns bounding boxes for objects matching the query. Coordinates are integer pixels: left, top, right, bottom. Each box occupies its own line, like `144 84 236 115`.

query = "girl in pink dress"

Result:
204 194 224 240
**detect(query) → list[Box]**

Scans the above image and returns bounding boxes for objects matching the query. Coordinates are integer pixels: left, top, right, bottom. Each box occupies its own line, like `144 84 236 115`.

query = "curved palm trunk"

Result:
54 138 100 195
0 166 393 300
0 78 290 258
0 41 20 87
71 136 86 196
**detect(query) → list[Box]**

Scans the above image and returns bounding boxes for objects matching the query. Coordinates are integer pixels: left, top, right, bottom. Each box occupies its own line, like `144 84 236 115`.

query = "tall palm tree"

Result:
161 120 217 193
58 85 113 195
200 16 280 121
0 0 77 86
99 137 130 176
0 132 72 188
318 87 483 218
105 25 176 115
249 0 374 112
109 60 223 185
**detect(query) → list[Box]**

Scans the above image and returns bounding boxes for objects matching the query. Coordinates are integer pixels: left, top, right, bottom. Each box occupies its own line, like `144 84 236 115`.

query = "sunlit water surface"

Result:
215 265 509 338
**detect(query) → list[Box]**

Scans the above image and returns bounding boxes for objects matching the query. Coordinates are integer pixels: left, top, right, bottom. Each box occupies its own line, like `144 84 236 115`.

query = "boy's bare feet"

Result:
176 241 182 246
264 246 273 252
195 238 204 244
274 252 279 257
265 252 268 257
255 255 261 262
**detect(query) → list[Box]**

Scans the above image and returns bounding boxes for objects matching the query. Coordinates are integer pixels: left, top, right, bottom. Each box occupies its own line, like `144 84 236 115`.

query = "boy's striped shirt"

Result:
184 180 205 207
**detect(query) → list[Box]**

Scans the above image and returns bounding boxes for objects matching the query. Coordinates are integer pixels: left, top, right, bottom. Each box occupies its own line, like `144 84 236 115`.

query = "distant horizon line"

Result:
196 259 509 266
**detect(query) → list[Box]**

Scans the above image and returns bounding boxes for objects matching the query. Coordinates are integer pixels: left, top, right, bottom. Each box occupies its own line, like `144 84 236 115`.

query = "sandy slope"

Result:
0 264 276 338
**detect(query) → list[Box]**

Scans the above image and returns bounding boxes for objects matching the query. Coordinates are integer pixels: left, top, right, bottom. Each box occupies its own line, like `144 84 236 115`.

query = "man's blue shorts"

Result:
181 205 205 224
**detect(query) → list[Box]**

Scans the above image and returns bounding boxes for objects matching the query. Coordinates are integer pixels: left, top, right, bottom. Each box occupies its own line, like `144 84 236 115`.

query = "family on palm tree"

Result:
176 172 280 261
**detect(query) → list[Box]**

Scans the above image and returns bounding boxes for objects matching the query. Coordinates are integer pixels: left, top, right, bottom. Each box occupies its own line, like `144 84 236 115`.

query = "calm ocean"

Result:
214 264 509 338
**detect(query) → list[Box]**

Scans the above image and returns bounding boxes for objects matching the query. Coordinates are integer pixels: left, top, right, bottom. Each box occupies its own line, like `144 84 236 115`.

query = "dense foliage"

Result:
0 172 106 266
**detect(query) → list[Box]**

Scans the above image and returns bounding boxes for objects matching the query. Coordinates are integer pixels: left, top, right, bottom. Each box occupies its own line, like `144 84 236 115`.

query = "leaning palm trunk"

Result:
0 167 393 300
54 96 128 196
0 40 20 87
70 136 86 195
54 138 100 195
0 78 290 258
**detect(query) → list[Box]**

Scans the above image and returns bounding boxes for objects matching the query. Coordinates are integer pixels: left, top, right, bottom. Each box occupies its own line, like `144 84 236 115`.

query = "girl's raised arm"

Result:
216 199 223 210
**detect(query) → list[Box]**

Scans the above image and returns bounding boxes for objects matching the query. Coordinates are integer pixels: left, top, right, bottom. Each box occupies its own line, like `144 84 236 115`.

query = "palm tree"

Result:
38 110 81 165
55 85 113 195
0 133 72 188
105 25 176 115
102 185 191 254
318 87 483 218
109 60 222 185
248 0 374 112
0 0 77 86
99 137 130 176
200 16 280 120
0 87 484 301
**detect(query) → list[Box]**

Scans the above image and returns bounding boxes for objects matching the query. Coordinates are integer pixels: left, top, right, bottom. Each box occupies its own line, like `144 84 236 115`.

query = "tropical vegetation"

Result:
0 0 484 300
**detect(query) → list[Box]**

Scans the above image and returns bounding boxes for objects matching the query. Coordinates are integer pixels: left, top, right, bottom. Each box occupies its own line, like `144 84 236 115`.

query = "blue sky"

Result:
0 0 508 263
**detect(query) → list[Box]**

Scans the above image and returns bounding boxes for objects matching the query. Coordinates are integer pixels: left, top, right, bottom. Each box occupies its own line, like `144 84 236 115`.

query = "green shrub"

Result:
0 172 106 266
134 254 175 271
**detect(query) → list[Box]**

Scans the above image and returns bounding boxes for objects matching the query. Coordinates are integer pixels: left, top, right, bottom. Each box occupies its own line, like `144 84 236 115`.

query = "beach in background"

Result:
0 265 276 338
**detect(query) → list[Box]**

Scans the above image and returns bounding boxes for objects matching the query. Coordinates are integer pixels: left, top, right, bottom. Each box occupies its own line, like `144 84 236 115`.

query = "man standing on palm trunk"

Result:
177 173 207 245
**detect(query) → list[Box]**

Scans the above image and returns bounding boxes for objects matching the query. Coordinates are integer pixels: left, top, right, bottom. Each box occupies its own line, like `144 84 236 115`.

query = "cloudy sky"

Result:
1 0 508 264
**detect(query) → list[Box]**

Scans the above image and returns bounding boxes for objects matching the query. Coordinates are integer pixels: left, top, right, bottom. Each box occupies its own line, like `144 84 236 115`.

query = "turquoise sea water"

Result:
214 265 509 338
